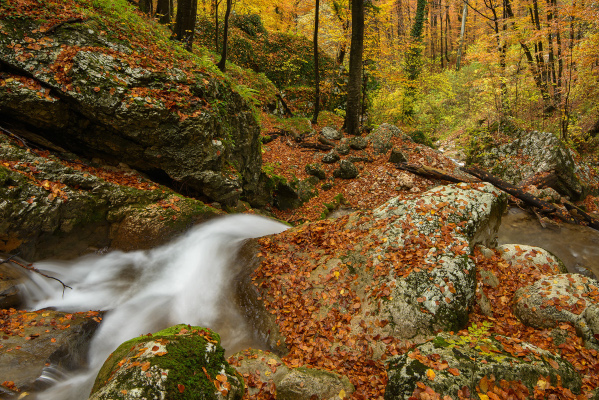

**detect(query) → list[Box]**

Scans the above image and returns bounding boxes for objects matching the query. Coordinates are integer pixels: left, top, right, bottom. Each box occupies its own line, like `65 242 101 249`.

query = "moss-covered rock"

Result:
90 324 243 400
385 330 582 399
0 0 266 207
0 134 220 260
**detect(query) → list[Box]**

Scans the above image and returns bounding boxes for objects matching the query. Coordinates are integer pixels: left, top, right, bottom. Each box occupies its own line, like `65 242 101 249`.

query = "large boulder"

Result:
469 130 586 199
385 330 582 399
90 324 244 400
513 273 599 350
367 123 405 154
229 349 354 399
248 182 507 399
0 2 265 206
0 135 220 260
0 308 102 392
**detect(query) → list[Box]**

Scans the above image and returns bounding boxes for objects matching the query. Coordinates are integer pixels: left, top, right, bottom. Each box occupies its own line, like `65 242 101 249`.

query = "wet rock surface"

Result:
0 308 102 392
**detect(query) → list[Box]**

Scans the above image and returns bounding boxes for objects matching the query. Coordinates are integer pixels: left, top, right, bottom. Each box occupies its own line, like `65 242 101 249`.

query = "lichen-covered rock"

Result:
333 160 358 179
513 274 599 350
305 164 326 180
348 137 368 150
322 150 340 164
229 349 290 397
0 134 220 260
90 324 243 400
0 5 264 206
385 330 582 399
277 367 354 400
321 127 342 141
335 143 350 155
469 130 585 199
388 149 408 164
0 309 102 392
367 123 404 154
497 244 568 276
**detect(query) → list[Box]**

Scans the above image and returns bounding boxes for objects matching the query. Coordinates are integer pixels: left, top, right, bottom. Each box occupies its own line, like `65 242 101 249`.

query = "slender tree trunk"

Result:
139 0 153 15
156 0 173 25
172 0 198 51
216 0 232 71
344 0 365 135
312 0 321 124
214 0 220 52
456 1 467 70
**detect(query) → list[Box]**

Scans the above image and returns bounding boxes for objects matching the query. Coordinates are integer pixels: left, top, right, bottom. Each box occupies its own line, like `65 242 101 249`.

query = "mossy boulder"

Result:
0 1 266 207
385 331 582 399
0 134 220 260
90 324 243 400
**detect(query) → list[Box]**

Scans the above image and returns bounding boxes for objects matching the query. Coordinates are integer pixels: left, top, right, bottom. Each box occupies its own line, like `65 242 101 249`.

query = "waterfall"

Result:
20 214 288 400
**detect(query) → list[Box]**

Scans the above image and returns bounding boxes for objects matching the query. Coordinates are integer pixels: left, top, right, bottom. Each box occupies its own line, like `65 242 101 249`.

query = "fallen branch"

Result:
276 93 294 117
1 254 72 294
395 162 471 184
44 17 86 34
459 165 591 228
298 142 333 151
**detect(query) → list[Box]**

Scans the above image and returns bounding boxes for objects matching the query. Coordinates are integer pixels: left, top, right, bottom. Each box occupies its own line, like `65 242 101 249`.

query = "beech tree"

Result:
216 0 232 71
155 0 174 25
344 0 365 136
172 0 198 51
311 0 321 124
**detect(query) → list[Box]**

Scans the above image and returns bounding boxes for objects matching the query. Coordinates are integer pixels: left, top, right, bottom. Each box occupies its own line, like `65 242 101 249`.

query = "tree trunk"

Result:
344 0 365 136
456 1 467 70
172 0 198 51
214 0 220 52
139 0 153 15
216 0 232 72
156 0 173 25
311 0 321 125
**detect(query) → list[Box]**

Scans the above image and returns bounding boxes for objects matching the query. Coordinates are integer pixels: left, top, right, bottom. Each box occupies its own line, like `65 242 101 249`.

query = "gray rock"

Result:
321 126 342 141
0 17 263 206
305 164 326 180
513 274 599 349
90 324 243 400
348 136 368 150
367 123 403 154
0 258 25 309
0 136 219 259
470 130 587 199
0 309 101 392
277 367 354 400
333 160 359 179
229 350 289 397
335 143 350 155
386 332 582 399
322 150 340 164
388 149 407 163
497 244 568 275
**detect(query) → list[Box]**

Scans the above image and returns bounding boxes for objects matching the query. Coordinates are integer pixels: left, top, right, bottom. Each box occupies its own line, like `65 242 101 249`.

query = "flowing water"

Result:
497 207 599 279
18 214 288 400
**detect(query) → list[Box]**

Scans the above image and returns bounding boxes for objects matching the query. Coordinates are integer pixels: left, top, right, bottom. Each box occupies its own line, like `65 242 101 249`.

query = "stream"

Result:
8 207 599 399
497 207 599 278
18 214 288 400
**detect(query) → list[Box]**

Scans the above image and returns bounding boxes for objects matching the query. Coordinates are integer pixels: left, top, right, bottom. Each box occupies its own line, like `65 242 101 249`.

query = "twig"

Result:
0 124 31 149
1 254 72 295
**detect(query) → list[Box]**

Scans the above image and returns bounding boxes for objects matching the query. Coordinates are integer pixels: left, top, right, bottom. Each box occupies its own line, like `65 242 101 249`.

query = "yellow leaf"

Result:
426 369 435 380
334 271 340 278
338 389 346 399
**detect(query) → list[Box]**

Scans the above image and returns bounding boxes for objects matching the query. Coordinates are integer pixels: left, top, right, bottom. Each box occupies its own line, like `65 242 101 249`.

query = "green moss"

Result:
93 325 242 399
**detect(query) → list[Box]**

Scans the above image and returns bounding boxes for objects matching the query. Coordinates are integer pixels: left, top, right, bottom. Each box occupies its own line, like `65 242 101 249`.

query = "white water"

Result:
21 214 288 400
